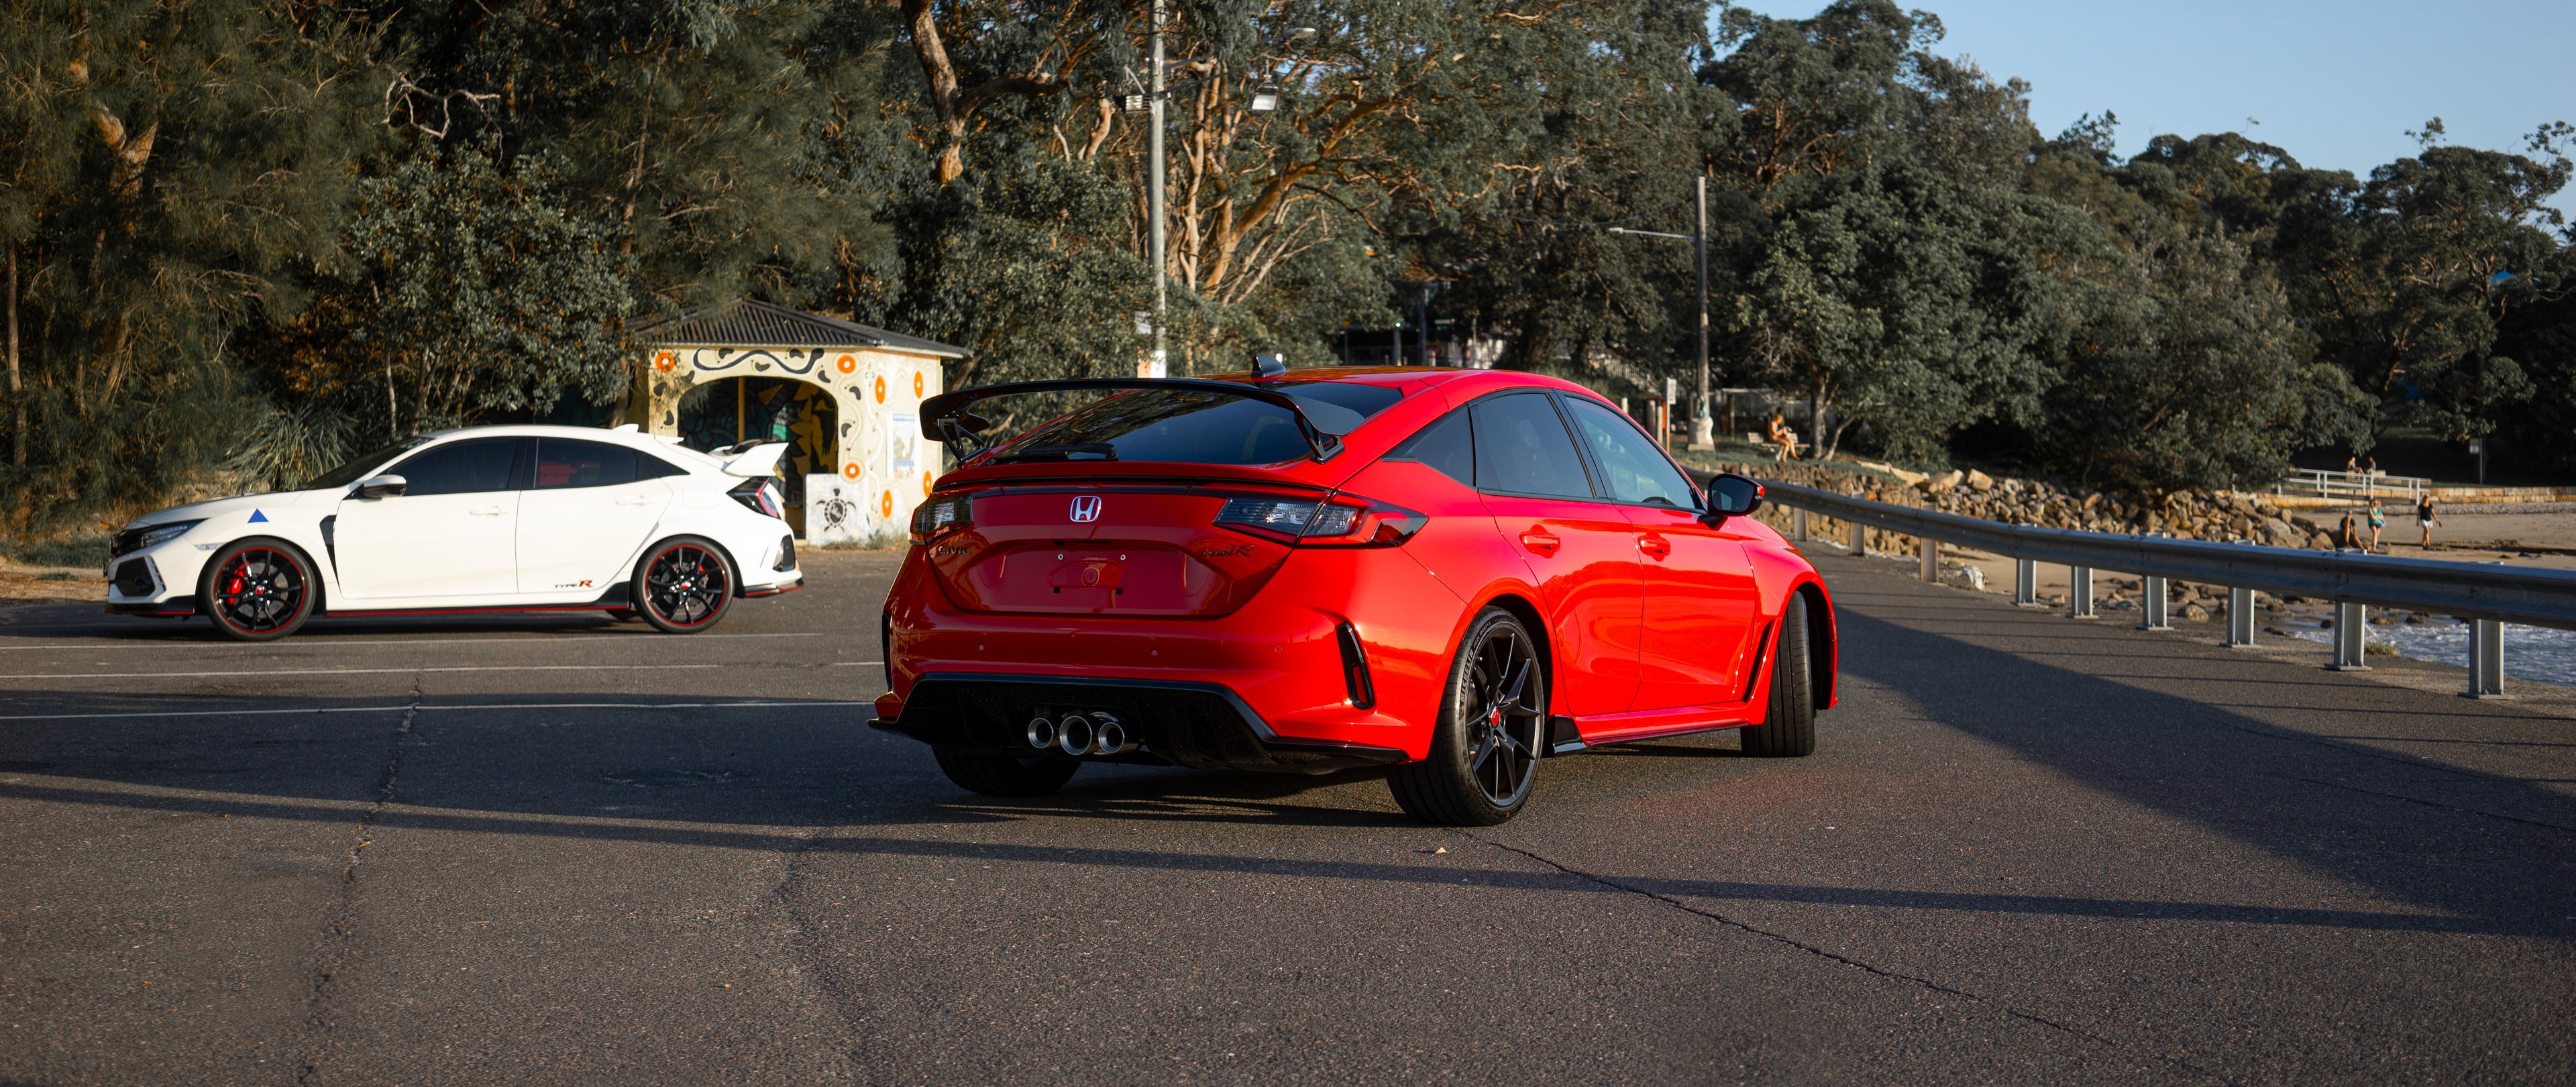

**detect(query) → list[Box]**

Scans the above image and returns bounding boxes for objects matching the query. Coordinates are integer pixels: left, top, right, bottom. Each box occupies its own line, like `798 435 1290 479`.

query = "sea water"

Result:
2287 615 2576 688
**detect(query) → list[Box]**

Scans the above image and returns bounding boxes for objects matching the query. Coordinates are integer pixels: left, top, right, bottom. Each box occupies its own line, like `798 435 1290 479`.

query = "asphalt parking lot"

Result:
2 549 2572 1085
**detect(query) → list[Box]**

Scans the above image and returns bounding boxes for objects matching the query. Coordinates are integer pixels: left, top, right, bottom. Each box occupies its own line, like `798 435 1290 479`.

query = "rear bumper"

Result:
871 672 1409 774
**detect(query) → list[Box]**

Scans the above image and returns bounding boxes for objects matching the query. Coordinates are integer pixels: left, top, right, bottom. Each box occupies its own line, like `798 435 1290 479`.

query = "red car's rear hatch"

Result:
925 470 1326 618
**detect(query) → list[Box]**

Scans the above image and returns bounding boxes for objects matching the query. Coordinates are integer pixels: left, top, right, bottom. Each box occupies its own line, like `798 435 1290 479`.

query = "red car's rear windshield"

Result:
996 382 1404 466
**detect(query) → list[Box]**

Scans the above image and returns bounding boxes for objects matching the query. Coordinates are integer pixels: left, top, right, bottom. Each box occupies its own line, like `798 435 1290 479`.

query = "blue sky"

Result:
1717 1 2576 215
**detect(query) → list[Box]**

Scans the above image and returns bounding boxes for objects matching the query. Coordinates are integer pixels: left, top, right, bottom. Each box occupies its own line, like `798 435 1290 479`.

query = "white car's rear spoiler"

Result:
718 442 790 478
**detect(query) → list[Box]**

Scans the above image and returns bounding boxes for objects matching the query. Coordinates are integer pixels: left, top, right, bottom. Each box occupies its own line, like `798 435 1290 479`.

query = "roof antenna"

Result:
1252 353 1287 378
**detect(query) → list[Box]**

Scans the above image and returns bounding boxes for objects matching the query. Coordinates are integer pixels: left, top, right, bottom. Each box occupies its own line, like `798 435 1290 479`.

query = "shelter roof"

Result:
635 298 969 358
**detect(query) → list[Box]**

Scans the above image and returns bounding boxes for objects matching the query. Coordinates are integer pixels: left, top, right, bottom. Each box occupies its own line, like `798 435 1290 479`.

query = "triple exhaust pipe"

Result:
1026 712 1129 756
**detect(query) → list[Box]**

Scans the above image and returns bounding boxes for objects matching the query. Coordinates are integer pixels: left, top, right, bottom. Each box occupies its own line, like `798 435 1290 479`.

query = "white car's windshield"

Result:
301 436 431 490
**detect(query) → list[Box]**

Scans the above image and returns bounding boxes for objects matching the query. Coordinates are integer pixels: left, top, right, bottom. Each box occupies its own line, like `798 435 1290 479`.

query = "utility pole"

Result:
1691 176 1712 450
1607 176 1713 448
1145 0 1168 379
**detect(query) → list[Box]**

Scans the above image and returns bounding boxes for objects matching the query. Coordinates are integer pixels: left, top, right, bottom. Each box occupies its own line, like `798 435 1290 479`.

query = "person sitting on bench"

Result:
1766 413 1805 462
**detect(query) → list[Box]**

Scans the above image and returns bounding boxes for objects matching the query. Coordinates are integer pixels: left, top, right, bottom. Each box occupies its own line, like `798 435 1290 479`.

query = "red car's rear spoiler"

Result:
918 377 1367 462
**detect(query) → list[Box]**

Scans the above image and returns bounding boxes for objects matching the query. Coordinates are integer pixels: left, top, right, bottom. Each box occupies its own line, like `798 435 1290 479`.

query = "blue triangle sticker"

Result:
248 509 268 523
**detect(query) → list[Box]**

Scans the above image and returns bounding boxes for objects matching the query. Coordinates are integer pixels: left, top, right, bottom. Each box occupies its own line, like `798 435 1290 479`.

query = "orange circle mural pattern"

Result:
842 462 861 480
873 375 887 404
653 351 677 372
836 354 858 374
879 490 895 518
922 470 934 496
912 371 924 397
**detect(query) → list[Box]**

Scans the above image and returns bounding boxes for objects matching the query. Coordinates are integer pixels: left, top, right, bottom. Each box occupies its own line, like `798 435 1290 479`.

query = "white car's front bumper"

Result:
105 539 214 615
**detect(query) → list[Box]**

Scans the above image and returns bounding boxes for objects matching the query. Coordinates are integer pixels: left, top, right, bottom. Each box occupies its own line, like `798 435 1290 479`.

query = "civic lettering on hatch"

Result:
1199 544 1256 558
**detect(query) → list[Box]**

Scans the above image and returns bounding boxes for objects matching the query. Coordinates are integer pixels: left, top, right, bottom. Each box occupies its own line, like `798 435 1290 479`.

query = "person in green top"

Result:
2367 502 2387 553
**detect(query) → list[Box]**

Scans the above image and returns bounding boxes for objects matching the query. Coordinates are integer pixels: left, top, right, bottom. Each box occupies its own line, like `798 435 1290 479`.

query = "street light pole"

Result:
1146 0 1168 379
1691 176 1711 450
1607 177 1713 448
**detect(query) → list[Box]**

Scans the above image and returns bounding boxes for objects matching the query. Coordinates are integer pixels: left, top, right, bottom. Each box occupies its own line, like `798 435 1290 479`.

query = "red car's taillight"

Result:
910 493 973 545
1214 494 1424 548
729 478 786 519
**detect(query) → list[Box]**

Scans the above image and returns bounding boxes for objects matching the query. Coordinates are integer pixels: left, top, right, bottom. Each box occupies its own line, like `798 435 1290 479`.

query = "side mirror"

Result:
354 474 407 499
1699 473 1762 526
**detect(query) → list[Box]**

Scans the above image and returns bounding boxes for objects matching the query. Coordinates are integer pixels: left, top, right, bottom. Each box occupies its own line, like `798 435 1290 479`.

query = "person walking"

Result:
2418 495 2440 549
2367 501 2387 553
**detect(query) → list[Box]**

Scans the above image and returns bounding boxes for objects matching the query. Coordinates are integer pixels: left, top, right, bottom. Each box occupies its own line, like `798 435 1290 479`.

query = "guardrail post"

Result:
2069 566 2095 618
2467 619 2507 698
2140 574 2171 630
2329 601 2369 670
2225 587 2256 647
1920 537 1937 582
2013 558 2038 607
1850 520 1866 556
1794 508 1809 542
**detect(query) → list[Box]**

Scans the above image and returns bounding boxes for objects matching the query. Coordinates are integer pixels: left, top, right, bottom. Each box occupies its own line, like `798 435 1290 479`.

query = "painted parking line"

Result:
0 631 828 652
0 701 879 723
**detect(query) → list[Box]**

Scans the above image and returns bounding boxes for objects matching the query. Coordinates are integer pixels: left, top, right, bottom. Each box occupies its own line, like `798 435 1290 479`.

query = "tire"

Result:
199 538 317 642
633 537 735 634
932 747 1080 798
1387 607 1548 826
1740 594 1817 758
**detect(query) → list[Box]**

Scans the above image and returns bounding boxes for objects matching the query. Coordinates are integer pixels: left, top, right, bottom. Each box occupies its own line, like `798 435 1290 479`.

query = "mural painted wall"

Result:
631 344 945 544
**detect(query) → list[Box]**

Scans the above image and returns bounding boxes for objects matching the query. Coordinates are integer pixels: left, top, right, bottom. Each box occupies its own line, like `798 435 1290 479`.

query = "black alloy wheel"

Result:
201 539 316 641
634 537 734 634
1387 607 1547 825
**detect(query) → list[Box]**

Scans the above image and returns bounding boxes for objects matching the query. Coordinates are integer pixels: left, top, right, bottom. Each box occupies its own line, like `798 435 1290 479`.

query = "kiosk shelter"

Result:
627 299 966 545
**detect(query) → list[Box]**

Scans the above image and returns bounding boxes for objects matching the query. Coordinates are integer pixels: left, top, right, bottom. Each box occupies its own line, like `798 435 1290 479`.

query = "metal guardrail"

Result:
1754 479 2563 698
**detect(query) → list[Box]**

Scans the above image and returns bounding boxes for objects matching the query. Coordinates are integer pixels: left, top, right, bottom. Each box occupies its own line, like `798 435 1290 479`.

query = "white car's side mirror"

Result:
354 474 408 499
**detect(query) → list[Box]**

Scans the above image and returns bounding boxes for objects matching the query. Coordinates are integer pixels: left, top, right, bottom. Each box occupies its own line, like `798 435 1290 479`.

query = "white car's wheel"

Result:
199 538 318 642
633 537 734 634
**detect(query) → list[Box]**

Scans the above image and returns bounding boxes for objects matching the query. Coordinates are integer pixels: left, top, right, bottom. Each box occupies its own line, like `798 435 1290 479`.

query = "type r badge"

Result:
1069 495 1102 523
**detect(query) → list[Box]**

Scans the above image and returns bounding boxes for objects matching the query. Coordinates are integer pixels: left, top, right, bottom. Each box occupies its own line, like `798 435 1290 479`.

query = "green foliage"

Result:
222 398 356 493
5 0 2575 528
337 139 638 435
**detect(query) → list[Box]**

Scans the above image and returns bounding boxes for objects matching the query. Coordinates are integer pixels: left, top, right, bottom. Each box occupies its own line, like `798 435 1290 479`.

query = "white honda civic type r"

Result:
104 424 805 641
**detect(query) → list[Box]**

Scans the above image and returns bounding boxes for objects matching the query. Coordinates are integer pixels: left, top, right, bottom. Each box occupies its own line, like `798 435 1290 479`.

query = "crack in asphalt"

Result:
2282 775 2576 835
766 822 870 1076
294 676 423 1085
1458 831 2224 1082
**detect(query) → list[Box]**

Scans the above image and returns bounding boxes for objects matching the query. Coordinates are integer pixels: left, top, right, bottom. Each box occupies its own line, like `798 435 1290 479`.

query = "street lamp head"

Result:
1249 81 1283 112
1285 27 1319 45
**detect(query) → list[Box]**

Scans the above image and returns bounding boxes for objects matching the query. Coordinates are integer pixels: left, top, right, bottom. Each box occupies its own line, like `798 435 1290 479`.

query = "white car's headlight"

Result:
138 521 203 550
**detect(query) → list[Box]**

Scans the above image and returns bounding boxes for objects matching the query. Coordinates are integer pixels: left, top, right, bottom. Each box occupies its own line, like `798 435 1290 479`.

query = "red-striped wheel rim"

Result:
213 548 307 633
643 545 729 628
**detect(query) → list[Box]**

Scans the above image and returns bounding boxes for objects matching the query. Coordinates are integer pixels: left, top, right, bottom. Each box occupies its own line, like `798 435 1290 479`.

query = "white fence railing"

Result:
2275 468 2430 503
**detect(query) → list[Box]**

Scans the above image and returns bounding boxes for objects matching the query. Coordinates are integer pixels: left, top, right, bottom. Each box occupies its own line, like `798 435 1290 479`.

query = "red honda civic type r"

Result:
872 364 1836 825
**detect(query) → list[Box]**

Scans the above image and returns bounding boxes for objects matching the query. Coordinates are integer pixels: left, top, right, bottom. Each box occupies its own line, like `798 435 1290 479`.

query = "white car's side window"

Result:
388 439 521 496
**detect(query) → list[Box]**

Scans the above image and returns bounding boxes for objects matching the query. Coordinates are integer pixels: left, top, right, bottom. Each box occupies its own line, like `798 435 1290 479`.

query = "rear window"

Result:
999 382 1405 466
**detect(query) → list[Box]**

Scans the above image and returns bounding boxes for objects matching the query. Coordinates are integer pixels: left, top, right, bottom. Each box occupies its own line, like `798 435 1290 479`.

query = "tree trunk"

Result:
1807 383 1826 456
7 243 21 467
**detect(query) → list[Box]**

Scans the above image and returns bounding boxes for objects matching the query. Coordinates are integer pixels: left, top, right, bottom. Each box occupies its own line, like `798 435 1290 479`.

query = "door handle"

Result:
1638 535 1672 559
469 505 508 517
614 495 655 506
1518 529 1562 557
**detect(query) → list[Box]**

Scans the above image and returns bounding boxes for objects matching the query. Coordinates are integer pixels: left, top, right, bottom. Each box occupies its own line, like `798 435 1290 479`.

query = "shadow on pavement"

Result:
1832 603 2576 942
